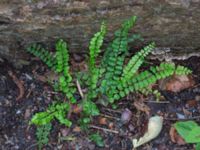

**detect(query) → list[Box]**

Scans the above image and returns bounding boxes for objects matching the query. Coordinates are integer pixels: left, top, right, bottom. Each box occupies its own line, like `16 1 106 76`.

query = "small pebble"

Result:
24 109 31 119
60 128 69 137
16 110 21 114
128 124 135 132
121 108 132 124
25 73 33 80
176 113 185 119
8 95 13 99
195 95 200 101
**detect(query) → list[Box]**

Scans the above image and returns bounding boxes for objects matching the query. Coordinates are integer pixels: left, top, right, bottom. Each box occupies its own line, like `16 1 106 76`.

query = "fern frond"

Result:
31 102 72 127
88 22 106 98
55 39 69 73
108 63 191 102
122 42 155 79
102 16 137 69
99 16 137 95
27 44 56 68
54 39 77 103
138 88 161 100
89 22 106 66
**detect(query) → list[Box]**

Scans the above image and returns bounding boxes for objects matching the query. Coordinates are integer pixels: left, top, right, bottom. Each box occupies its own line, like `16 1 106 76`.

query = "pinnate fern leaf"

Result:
108 62 192 102
27 44 56 68
99 16 137 95
55 39 69 73
88 22 106 98
123 42 155 79
31 102 72 127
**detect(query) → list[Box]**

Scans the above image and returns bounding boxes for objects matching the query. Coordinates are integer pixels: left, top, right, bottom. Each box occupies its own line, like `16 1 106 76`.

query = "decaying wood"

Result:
0 0 200 67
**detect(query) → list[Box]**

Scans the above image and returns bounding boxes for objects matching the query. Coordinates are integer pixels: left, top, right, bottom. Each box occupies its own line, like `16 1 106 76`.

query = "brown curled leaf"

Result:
8 70 24 101
169 126 186 145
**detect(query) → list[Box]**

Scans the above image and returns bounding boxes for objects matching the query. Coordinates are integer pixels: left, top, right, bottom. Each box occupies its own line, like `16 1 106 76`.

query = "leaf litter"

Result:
0 56 200 149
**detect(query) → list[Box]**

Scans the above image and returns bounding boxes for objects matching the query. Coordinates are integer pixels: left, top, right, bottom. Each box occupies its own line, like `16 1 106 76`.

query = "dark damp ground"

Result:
0 56 200 150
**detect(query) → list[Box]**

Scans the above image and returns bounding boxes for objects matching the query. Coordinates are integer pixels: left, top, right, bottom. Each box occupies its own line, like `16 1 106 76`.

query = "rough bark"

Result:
0 0 200 67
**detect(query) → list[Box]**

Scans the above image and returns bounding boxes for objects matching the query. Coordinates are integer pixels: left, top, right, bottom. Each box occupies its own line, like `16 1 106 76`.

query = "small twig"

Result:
101 108 121 113
144 100 170 104
76 79 84 98
164 115 200 121
8 70 24 101
26 86 34 98
191 82 200 88
100 114 120 120
46 91 59 95
67 102 73 119
25 143 38 150
89 125 119 134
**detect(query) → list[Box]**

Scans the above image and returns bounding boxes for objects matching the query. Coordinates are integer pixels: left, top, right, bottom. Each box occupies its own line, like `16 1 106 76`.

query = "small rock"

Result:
8 95 13 99
24 73 33 80
195 95 200 101
108 122 114 129
60 128 69 137
176 113 185 119
120 108 132 124
16 110 21 115
128 124 135 132
24 109 31 119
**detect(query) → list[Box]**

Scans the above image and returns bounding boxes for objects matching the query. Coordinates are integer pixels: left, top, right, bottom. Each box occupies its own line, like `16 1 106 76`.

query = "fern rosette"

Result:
26 16 192 134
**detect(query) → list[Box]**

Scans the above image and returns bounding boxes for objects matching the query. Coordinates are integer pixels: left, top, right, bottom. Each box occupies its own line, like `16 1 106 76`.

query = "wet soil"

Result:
0 56 200 150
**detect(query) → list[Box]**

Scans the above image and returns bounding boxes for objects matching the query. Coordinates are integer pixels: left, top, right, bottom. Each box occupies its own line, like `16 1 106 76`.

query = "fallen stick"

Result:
76 79 84 98
89 125 119 134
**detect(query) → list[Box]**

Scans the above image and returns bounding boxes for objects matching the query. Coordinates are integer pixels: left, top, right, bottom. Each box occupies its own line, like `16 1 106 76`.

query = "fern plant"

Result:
26 16 192 131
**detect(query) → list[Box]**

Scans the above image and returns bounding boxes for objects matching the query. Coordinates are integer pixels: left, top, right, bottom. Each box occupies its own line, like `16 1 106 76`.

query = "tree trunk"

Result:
0 0 200 67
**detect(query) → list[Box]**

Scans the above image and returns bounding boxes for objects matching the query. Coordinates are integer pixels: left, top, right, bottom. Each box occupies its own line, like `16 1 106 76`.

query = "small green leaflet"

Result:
186 126 200 143
89 133 104 147
175 121 200 143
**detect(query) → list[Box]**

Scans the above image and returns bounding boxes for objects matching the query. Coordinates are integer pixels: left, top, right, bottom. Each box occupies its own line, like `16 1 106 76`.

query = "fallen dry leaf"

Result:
186 100 198 107
132 116 163 148
8 70 24 101
98 117 107 125
72 105 82 114
60 128 70 137
159 75 194 92
108 122 114 129
73 126 81 132
169 126 186 145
